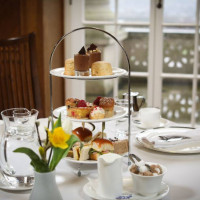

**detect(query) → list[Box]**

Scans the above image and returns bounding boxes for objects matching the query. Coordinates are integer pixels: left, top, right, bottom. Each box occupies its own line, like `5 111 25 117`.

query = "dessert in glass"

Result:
87 43 101 68
74 46 89 76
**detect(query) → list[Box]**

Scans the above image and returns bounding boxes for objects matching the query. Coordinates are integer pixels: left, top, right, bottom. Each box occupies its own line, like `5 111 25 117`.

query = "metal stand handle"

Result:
49 26 131 163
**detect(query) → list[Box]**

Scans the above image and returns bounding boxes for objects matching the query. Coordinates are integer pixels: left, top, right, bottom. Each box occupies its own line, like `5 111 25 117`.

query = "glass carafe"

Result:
0 108 39 186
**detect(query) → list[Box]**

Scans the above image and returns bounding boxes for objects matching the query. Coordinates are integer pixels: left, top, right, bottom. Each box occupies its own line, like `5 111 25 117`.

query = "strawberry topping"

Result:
77 100 87 107
93 96 102 106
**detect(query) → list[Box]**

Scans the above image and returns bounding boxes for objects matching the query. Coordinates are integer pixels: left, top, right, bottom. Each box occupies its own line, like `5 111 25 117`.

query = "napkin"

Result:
142 128 200 149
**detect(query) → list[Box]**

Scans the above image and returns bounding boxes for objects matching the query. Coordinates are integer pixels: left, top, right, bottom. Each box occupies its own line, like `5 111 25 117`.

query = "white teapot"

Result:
97 153 123 199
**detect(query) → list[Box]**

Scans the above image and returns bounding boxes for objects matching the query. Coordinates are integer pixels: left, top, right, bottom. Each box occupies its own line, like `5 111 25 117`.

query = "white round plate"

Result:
83 178 169 200
136 127 200 154
133 118 170 130
0 181 32 191
53 105 128 123
66 157 97 164
50 67 127 80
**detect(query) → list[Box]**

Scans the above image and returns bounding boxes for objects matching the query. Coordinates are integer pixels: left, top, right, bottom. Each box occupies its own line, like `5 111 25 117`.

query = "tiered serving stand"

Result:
49 27 132 169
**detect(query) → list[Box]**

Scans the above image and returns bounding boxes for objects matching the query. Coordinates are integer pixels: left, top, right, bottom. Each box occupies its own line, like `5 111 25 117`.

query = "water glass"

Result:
0 108 39 186
115 99 131 139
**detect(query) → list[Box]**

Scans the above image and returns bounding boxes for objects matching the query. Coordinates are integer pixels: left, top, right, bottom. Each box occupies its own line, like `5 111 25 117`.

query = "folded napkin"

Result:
142 128 200 149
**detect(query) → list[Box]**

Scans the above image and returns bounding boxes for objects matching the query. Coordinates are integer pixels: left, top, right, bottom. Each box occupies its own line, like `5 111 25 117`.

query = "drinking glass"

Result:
115 99 132 139
0 108 39 187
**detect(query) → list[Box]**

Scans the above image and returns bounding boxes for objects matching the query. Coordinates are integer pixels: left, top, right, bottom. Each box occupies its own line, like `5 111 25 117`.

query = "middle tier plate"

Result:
53 105 128 123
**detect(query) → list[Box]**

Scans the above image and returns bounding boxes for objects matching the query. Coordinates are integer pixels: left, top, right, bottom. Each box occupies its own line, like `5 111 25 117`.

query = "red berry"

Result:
93 96 102 106
77 100 87 107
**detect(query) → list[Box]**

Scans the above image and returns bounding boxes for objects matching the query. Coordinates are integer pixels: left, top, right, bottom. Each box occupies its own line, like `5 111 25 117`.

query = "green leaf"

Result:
49 134 79 171
14 147 50 172
52 113 62 131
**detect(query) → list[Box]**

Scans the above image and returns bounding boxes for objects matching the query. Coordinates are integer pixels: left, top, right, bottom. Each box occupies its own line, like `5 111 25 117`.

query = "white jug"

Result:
98 153 123 199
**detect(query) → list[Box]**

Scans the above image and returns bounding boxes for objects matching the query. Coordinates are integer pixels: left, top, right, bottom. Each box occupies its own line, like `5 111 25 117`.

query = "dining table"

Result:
0 118 200 200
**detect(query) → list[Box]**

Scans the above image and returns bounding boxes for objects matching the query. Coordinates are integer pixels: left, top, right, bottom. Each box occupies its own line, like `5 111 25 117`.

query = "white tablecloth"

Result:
0 119 200 200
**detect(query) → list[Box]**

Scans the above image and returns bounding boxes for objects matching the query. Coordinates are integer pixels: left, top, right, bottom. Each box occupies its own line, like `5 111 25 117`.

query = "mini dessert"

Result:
66 99 93 119
90 138 114 160
72 127 92 142
109 138 129 155
74 46 89 75
91 61 112 76
130 163 163 176
99 97 114 118
89 106 105 120
87 43 101 68
64 58 75 76
65 98 79 109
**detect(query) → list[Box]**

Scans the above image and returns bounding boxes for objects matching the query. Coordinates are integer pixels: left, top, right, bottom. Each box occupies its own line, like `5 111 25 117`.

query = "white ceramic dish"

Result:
65 157 97 164
133 118 170 129
83 178 169 200
129 162 167 197
53 105 128 123
50 67 127 80
136 127 200 154
0 181 32 191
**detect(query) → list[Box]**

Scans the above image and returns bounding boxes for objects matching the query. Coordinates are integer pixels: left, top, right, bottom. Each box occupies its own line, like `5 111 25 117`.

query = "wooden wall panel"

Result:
0 0 64 117
43 0 64 116
0 0 21 39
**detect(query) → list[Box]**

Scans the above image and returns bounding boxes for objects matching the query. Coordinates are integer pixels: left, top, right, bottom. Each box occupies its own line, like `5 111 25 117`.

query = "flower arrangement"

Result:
14 114 79 172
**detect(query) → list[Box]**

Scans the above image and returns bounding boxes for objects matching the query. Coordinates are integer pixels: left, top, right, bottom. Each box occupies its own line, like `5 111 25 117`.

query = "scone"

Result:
99 97 114 118
64 58 75 76
91 61 112 76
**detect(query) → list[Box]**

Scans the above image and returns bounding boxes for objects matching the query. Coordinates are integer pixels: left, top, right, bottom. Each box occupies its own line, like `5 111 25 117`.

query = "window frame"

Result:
64 0 200 126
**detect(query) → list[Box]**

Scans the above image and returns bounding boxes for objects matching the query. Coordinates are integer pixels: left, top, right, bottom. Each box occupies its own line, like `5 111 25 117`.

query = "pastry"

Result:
89 106 105 120
91 61 112 76
65 98 79 109
99 97 114 118
67 107 93 119
66 99 93 119
87 43 101 68
64 58 75 76
74 46 89 74
72 127 92 142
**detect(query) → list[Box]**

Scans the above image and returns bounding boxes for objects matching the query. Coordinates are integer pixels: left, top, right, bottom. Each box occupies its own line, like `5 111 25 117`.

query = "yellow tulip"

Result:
48 127 70 149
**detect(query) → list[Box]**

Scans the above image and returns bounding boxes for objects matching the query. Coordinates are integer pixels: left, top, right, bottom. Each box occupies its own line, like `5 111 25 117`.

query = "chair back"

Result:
0 33 43 117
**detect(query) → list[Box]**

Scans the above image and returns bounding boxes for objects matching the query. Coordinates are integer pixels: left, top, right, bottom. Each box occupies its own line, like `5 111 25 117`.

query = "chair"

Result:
0 33 44 117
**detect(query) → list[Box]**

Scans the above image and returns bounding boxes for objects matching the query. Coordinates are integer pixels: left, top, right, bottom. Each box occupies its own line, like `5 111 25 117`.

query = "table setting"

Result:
0 105 200 200
0 27 200 200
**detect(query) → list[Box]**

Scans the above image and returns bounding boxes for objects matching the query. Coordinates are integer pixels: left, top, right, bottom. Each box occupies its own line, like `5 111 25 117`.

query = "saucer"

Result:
0 181 32 191
133 118 170 130
83 178 169 200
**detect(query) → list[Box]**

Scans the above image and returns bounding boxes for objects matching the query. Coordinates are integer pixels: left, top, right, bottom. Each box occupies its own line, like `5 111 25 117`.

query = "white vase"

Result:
29 170 63 200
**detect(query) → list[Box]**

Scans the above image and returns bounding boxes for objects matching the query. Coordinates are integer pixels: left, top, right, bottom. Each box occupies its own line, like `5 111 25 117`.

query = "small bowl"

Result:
128 162 167 197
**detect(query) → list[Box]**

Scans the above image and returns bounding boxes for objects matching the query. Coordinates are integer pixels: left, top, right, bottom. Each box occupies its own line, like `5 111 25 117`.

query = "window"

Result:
64 0 200 126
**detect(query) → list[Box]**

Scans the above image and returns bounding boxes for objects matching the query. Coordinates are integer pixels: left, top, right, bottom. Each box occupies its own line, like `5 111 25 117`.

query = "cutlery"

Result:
129 154 152 172
159 135 190 142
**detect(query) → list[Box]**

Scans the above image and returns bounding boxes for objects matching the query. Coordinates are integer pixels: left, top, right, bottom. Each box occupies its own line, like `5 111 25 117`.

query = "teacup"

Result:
129 162 167 197
139 107 161 128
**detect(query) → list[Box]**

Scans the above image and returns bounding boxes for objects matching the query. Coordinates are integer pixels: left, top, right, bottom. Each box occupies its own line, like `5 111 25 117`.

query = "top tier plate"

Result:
50 67 127 80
